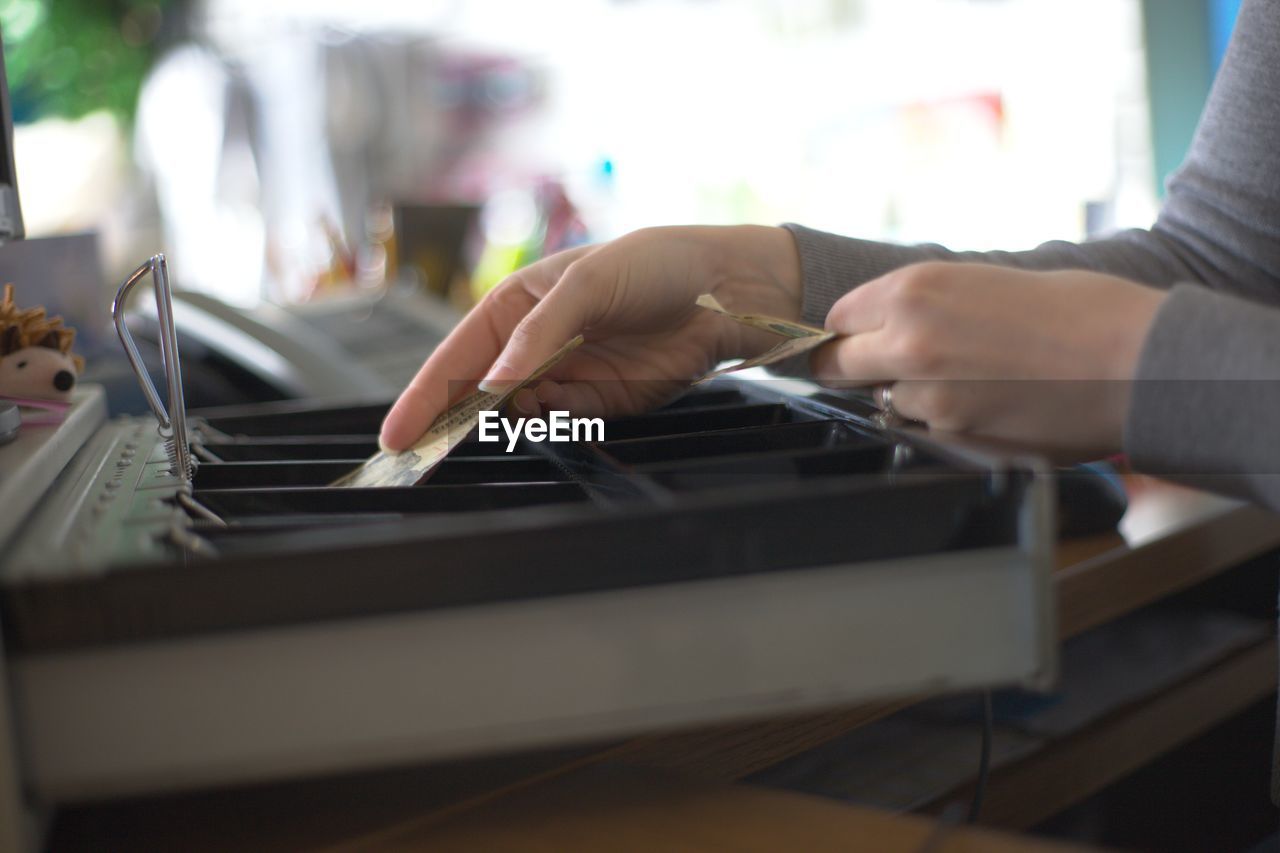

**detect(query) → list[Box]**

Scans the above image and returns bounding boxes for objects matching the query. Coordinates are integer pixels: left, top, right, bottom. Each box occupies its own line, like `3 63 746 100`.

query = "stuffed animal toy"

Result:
0 284 84 403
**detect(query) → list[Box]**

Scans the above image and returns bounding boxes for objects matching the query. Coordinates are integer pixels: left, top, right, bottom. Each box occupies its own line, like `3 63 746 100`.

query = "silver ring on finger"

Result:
875 383 900 419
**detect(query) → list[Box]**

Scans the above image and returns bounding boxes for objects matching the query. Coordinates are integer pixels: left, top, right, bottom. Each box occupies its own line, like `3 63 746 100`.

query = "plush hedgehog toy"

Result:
0 284 84 402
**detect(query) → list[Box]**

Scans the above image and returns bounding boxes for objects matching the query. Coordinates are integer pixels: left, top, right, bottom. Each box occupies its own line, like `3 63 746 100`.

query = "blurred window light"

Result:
13 111 125 236
191 0 1155 290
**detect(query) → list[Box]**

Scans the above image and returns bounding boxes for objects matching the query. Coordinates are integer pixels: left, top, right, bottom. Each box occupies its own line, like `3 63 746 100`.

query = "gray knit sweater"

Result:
784 0 1280 507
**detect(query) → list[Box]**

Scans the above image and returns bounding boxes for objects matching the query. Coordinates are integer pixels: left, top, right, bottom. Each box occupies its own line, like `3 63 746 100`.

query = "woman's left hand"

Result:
811 261 1167 458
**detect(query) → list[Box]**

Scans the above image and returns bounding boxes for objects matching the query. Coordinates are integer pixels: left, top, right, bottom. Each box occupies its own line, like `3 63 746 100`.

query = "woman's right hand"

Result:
379 225 803 451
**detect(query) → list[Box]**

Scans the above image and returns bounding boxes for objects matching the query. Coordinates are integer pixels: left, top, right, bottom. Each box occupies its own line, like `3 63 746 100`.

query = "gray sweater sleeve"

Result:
783 0 1280 506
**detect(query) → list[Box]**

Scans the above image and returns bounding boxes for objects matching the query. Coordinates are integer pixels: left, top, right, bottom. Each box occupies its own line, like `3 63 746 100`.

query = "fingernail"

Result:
479 373 520 394
512 388 539 416
479 356 518 393
377 424 404 453
534 380 560 405
377 411 400 452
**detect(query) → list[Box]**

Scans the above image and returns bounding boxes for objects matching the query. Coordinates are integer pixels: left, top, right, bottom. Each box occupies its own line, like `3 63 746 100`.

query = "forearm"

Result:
783 224 1204 327
1127 284 1280 508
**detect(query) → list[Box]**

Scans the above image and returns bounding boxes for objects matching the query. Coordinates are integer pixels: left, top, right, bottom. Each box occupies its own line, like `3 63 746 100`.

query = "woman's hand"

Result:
811 261 1167 457
379 225 801 451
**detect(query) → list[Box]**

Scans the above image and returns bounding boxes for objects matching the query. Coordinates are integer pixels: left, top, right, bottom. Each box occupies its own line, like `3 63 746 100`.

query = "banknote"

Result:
333 335 584 488
693 293 835 382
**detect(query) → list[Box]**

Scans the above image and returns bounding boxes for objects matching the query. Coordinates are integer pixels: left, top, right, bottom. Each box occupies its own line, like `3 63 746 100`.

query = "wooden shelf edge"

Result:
925 639 1278 830
1056 506 1280 639
610 699 915 783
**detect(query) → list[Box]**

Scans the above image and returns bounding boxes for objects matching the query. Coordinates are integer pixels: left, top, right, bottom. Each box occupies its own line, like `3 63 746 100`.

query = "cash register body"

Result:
0 378 1055 853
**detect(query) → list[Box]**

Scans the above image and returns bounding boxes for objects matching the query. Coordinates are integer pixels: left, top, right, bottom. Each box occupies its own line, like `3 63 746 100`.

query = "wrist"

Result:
714 225 803 318
1109 286 1167 381
699 226 802 360
1097 281 1167 452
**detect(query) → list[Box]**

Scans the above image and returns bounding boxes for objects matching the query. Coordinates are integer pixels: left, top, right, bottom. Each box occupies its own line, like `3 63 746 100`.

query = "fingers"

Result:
813 263 959 387
530 380 610 419
380 247 599 451
503 382 600 421
378 285 530 450
824 273 893 335
808 329 899 385
507 378 682 422
478 262 607 392
873 380 932 424
808 272 901 387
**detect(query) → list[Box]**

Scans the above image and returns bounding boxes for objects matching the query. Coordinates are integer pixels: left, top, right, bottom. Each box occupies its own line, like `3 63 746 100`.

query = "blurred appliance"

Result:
136 32 544 304
0 376 1055 852
126 283 460 408
123 199 471 409
392 203 480 299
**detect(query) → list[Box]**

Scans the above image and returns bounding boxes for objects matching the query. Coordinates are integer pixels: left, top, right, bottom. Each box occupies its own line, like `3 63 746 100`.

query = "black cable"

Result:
968 690 994 823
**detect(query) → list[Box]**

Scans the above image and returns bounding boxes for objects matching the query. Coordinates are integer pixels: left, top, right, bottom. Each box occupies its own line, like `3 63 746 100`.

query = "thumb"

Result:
808 328 896 384
479 268 600 391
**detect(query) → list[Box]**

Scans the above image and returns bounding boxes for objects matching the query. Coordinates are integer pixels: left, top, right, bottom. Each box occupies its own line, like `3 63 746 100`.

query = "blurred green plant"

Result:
1 0 173 124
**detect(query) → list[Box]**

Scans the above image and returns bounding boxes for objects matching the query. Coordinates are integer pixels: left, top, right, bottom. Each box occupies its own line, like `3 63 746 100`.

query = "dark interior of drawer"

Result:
599 403 791 441
600 420 862 466
200 432 528 463
200 403 387 436
194 461 363 488
637 444 895 491
198 514 407 539
654 387 747 410
183 385 983 538
195 387 751 440
198 438 379 462
196 482 588 518
193 455 564 489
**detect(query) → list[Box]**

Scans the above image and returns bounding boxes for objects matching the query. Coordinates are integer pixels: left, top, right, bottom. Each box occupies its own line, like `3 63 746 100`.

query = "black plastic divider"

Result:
655 388 746 410
523 439 669 508
200 403 388 437
423 456 566 485
196 482 588 518
205 514 405 534
194 461 365 489
194 457 565 490
200 439 379 462
601 420 861 466
447 439 521 458
599 403 790 441
638 444 894 492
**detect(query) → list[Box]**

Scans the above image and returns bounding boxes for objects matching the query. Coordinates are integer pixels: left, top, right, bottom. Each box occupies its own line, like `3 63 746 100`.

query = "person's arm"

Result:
785 0 1280 505
1126 284 1280 506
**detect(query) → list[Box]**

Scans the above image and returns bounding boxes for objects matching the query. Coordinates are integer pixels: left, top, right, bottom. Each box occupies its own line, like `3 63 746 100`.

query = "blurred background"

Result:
0 0 1245 404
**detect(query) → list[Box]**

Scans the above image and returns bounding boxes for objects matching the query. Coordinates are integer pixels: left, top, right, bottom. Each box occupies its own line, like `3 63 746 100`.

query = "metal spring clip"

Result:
112 255 228 537
112 253 194 482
